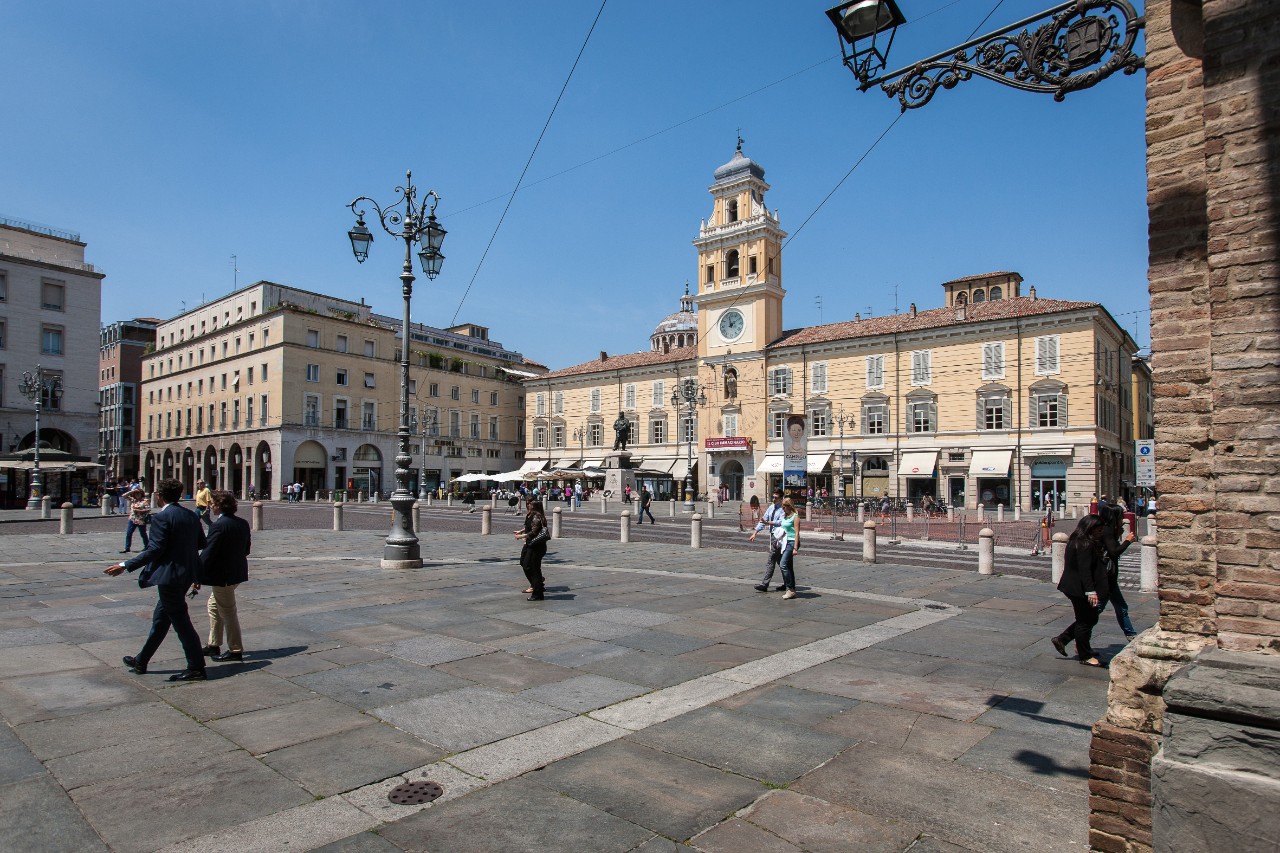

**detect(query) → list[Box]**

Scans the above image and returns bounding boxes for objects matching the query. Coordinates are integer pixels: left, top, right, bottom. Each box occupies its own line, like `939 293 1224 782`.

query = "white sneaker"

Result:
782 589 797 600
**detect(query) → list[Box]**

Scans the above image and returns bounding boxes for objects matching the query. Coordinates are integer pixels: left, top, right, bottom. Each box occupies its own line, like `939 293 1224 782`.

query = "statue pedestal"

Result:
603 451 636 500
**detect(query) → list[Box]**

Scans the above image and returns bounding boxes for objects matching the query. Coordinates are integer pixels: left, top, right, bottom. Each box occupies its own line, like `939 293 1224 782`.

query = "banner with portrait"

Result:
782 413 807 488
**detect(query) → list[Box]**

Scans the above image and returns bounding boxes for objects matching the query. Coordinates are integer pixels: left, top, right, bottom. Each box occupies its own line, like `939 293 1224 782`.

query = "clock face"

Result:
718 309 745 341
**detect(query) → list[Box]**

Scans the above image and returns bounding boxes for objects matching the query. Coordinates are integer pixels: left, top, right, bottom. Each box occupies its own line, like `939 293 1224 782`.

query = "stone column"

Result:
691 513 703 549
863 521 876 563
978 528 994 575
481 506 491 535
1051 532 1069 585
333 502 344 531
251 501 263 531
1141 535 1158 593
620 511 630 544
41 496 51 519
552 507 563 539
59 502 73 535
412 501 421 532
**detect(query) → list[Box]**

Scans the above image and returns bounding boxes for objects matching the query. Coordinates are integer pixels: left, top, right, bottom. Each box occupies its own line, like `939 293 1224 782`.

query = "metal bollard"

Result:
691 513 703 548
41 495 52 519
863 521 876 563
620 511 631 543
481 506 492 535
1140 535 1158 593
978 528 995 575
60 502 74 535
252 501 264 531
552 507 562 539
997 505 1005 523
1051 532 1069 584
333 502 344 531
412 501 421 532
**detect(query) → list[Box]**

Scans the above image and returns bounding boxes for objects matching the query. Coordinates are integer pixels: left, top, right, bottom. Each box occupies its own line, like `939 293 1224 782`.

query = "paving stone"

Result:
0 775 108 852
712 628 812 652
0 625 66 648
518 673 649 713
70 750 313 853
540 615 644 641
47 726 239 790
675 642 772 668
0 642 104 678
533 739 768 842
434 651 577 692
828 646 950 676
13 701 199 760
613 629 714 656
956 726 1092 793
784 662 1004 722
0 667 154 725
292 658 472 710
153 793 376 853
431 617 540 643
261 722 444 796
525 637 633 668
376 633 493 666
0 722 45 785
159 671 315 722
629 706 855 785
581 650 720 689
371 686 571 752
971 694 1103 741
900 713 993 760
714 684 860 727
791 741 1087 852
310 831 404 853
45 614 153 644
328 622 425 646
379 776 654 853
691 817 803 852
207 696 375 755
661 619 745 639
740 789 921 853
255 652 339 678
312 645 391 665
814 701 924 747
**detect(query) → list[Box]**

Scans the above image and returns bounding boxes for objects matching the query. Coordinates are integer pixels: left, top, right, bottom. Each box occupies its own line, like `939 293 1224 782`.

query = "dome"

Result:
650 285 698 354
713 144 765 182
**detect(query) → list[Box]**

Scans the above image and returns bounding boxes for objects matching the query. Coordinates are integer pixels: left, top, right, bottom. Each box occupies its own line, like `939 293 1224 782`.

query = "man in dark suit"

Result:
104 478 208 681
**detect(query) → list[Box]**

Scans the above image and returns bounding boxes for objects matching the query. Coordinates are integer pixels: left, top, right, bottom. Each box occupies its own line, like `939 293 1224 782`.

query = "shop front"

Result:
899 450 939 502
292 440 328 496
969 449 1012 508
706 437 752 502
1030 456 1069 511
861 456 890 500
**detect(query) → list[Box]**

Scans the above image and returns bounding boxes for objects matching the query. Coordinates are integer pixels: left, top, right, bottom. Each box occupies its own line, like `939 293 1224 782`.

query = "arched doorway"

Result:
862 457 890 500
181 448 196 495
719 459 744 501
143 451 157 490
255 441 273 500
204 446 219 488
352 444 382 498
162 449 175 481
228 443 244 497
18 428 77 454
293 440 327 498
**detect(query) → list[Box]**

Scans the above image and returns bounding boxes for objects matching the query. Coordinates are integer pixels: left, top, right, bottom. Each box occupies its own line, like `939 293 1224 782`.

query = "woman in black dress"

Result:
1050 514 1111 667
514 499 549 601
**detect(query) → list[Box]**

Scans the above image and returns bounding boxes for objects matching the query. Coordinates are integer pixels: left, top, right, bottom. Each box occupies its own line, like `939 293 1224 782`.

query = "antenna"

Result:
893 282 899 314
814 295 823 324
230 254 239 290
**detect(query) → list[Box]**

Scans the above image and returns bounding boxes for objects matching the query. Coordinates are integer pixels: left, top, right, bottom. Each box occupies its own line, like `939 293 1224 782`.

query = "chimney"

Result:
909 303 917 317
600 351 608 362
855 312 861 322
1029 285 1037 301
955 305 967 321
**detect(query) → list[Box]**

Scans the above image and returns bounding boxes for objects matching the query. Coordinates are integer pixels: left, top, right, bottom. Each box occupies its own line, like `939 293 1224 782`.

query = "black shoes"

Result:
168 669 207 682
754 584 769 592
774 586 788 592
527 592 544 601
201 645 220 658
122 655 147 674
1051 637 1068 658
212 651 243 662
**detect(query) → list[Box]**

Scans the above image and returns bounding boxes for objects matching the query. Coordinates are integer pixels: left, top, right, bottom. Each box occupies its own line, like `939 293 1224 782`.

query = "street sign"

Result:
1135 440 1155 487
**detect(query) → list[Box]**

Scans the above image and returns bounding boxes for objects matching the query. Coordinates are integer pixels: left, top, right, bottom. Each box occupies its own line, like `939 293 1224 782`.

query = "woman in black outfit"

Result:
1051 515 1111 667
514 499 549 601
1097 502 1139 638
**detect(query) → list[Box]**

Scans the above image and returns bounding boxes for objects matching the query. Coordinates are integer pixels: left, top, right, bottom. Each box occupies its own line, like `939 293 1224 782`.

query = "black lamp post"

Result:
573 425 585 468
348 171 446 569
825 0 1144 110
671 379 706 512
18 367 62 510
418 409 437 501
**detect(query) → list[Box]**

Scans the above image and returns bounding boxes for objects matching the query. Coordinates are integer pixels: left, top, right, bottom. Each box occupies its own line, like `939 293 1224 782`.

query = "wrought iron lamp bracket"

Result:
876 0 1144 111
349 172 442 243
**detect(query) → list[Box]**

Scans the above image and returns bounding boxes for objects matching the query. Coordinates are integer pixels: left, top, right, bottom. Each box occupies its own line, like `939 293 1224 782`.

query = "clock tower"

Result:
692 139 787 361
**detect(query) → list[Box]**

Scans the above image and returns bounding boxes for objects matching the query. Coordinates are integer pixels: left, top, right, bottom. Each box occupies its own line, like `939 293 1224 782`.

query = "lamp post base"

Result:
25 497 40 511
381 556 425 570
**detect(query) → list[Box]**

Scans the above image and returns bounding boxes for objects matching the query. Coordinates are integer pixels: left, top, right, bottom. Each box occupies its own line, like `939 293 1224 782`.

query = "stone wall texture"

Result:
1091 0 1280 849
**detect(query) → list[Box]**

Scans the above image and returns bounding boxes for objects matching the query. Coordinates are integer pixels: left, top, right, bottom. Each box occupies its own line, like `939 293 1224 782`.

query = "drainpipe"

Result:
1015 318 1023 511
893 331 901 501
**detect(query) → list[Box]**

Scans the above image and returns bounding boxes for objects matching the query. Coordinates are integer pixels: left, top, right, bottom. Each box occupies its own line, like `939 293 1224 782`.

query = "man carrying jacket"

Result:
104 478 208 682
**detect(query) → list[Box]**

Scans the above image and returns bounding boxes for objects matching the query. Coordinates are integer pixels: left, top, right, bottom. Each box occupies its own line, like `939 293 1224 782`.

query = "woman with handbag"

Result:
120 486 151 553
1050 514 1111 667
514 499 550 601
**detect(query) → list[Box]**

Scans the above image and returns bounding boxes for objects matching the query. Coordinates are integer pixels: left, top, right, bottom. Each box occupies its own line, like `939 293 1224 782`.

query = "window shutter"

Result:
1029 393 1039 428
1058 393 1068 428
1001 396 1011 429
977 397 985 430
983 344 995 378
811 362 827 394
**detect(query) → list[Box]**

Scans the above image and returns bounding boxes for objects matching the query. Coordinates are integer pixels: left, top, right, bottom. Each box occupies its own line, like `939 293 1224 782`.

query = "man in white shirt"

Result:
748 490 787 592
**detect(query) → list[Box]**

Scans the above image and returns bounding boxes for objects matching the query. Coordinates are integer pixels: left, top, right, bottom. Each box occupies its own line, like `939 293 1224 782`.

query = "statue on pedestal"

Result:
612 412 631 451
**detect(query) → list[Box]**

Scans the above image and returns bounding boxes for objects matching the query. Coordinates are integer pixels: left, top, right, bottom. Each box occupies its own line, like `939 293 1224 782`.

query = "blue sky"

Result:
2 0 1149 369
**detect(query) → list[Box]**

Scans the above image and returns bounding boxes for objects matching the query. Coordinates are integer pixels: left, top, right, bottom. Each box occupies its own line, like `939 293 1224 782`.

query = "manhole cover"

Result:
387 781 444 805
924 603 948 610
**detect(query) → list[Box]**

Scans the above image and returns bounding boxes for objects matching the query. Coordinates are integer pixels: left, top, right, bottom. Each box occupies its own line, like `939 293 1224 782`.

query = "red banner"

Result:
705 437 752 451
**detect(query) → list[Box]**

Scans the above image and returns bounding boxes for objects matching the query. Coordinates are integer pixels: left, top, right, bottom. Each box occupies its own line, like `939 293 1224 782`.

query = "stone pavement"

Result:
0 525 1157 852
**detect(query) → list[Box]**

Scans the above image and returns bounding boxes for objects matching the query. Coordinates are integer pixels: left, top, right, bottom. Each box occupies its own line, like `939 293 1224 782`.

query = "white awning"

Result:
969 449 1013 476
638 457 677 473
670 457 699 480
581 458 604 468
500 367 542 379
807 452 833 474
550 458 574 469
899 451 938 477
516 460 548 474
756 456 784 473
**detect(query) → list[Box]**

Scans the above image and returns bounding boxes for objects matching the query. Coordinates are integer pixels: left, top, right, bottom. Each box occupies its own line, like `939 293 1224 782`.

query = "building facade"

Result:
137 282 542 499
99 318 158 482
524 147 1142 512
0 217 104 507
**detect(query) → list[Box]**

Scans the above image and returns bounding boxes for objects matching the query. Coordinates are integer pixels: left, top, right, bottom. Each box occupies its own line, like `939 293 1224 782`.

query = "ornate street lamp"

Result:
348 171 446 569
671 378 707 513
825 0 1144 110
418 409 437 501
18 367 62 510
573 425 585 467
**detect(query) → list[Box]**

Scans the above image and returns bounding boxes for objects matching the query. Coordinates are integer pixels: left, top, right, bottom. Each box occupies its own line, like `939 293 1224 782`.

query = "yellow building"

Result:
524 146 1141 512
138 282 543 498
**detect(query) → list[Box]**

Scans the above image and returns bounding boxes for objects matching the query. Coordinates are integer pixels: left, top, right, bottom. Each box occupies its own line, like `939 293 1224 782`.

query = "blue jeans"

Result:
125 520 148 551
778 541 796 590
638 504 655 523
1099 585 1136 635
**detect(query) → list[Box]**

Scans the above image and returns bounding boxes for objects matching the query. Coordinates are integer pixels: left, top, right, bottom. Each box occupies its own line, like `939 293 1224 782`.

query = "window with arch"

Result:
727 199 739 223
955 291 968 306
726 249 740 278
973 289 986 303
989 285 1003 301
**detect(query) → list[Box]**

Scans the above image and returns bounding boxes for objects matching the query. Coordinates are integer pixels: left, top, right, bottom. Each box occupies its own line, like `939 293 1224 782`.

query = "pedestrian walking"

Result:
194 479 213 528
1097 502 1139 639
514 498 550 601
878 496 891 523
196 491 251 663
776 497 801 599
638 487 656 524
103 478 209 682
1050 515 1111 667
749 490 786 591
623 484 632 504
120 486 151 553
574 482 582 508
